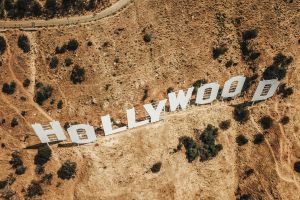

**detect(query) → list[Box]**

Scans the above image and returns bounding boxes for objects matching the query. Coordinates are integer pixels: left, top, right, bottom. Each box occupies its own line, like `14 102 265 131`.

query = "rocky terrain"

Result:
0 0 300 199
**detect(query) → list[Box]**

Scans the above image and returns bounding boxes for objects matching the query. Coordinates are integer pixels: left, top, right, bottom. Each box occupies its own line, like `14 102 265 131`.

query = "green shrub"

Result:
233 105 249 123
26 181 43 198
294 161 300 173
23 79 30 87
18 35 30 53
219 120 231 130
10 117 18 127
15 165 26 175
150 162 162 173
34 84 53 105
259 116 273 129
49 56 59 69
0 36 7 55
57 160 77 180
253 133 264 144
67 39 79 51
34 145 52 166
280 116 289 125
143 34 152 43
2 82 16 95
70 65 85 84
236 135 248 146
212 46 227 59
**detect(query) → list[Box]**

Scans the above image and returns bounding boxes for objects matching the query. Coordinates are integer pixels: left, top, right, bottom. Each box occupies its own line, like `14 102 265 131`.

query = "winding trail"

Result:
0 0 133 30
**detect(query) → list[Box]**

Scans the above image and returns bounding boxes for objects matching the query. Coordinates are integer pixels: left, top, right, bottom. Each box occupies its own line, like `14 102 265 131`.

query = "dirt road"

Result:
0 0 132 30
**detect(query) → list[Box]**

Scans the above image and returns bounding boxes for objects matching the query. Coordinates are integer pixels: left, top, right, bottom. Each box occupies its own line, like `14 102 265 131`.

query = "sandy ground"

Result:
0 0 300 199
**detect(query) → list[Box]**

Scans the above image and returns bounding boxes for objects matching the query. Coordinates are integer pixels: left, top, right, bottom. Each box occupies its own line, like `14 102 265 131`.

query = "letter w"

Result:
168 87 194 112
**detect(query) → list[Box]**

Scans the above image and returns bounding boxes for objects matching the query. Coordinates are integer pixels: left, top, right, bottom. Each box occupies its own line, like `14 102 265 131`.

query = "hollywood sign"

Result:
31 76 280 144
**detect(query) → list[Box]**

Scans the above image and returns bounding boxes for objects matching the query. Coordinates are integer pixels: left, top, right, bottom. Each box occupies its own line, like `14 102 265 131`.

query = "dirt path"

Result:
6 46 53 121
0 0 133 30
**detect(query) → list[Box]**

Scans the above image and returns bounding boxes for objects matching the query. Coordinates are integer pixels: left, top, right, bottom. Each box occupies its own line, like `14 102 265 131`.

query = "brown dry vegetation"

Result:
0 0 300 199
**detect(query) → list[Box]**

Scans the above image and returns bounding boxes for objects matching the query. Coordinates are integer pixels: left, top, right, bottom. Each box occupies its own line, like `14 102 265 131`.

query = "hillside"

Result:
0 0 300 199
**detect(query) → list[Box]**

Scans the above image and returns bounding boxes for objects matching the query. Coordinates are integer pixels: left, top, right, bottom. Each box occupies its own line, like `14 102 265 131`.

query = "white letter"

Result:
251 79 280 102
67 124 96 144
221 76 246 98
144 99 167 123
101 115 127 136
127 108 149 128
31 121 66 143
196 83 219 104
168 87 194 112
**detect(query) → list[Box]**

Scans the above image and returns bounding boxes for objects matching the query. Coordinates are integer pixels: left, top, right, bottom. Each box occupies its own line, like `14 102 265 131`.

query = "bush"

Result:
67 39 79 51
212 46 227 59
57 160 77 180
87 41 93 46
280 116 289 125
278 83 293 98
26 181 43 198
150 162 162 173
259 116 273 129
55 45 67 54
253 133 264 144
49 56 59 69
34 84 53 105
57 100 63 109
41 173 53 185
233 105 249 123
23 78 30 87
2 82 16 95
143 34 152 43
178 136 199 162
35 164 45 175
18 35 30 53
263 53 292 80
9 154 23 169
236 135 248 146
70 65 85 84
45 0 57 15
294 161 300 173
10 117 18 127
2 190 15 200
0 36 7 54
64 58 73 66
237 194 252 200
34 145 52 166
192 79 207 94
31 1 42 16
219 120 231 130
242 29 258 41
15 165 26 175
0 179 8 189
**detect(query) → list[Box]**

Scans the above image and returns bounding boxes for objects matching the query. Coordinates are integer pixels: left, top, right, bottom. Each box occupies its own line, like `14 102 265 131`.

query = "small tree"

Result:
212 46 228 59
70 65 85 84
236 135 248 146
233 105 249 123
143 34 152 43
34 84 53 105
0 36 7 54
57 160 77 180
2 81 16 95
18 35 30 53
280 116 289 125
253 133 264 145
26 181 43 198
294 161 300 173
11 117 18 127
34 145 52 166
23 78 30 87
150 162 162 173
219 120 231 130
259 116 273 130
67 39 79 51
49 56 59 69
